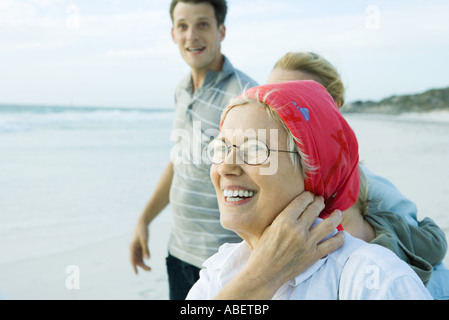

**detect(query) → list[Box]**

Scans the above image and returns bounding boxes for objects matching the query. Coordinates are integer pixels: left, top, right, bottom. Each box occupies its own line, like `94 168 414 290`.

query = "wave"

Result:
346 110 449 125
0 104 174 133
398 110 449 123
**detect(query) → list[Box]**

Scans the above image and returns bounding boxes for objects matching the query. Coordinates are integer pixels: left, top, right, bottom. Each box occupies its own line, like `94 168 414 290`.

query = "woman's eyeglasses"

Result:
206 139 297 165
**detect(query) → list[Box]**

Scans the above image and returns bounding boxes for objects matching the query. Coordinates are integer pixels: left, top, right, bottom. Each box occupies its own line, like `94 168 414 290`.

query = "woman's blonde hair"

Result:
273 52 345 107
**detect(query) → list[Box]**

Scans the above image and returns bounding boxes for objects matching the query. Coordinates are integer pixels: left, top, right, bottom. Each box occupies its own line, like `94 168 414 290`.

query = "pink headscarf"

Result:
228 80 360 229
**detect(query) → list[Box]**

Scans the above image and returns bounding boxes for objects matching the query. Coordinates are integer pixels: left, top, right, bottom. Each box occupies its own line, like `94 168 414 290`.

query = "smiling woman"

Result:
210 104 306 247
186 80 432 300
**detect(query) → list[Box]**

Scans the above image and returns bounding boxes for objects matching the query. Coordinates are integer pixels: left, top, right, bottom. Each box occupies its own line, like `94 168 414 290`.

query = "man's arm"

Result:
129 161 174 274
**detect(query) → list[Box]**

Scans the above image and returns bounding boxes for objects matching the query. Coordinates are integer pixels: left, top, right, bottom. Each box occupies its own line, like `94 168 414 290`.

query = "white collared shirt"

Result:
186 230 432 300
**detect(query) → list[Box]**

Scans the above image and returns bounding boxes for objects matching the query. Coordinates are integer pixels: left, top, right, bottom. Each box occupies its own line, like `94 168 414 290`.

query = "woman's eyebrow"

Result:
215 133 266 142
216 134 236 146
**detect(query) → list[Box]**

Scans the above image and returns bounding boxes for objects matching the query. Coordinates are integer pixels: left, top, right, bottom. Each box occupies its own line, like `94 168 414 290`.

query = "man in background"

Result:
129 0 257 300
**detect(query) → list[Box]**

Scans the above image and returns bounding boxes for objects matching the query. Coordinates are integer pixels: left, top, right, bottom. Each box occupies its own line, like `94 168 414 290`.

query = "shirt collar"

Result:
288 218 335 286
204 231 331 289
203 241 251 286
204 55 234 86
288 256 328 287
179 55 234 92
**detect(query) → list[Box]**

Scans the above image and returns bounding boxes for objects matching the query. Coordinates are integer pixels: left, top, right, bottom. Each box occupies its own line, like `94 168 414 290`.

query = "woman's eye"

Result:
248 145 260 152
244 141 264 154
215 146 226 153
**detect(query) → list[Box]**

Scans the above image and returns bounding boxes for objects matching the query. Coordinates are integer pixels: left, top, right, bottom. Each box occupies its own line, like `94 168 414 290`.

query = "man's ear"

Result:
171 27 177 43
219 24 226 42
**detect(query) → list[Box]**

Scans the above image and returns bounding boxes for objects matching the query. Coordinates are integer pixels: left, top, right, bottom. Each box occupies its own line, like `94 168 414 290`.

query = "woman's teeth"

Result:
223 189 256 202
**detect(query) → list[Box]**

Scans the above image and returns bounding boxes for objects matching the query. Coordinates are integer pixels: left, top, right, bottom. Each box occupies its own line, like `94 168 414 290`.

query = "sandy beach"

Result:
0 210 171 300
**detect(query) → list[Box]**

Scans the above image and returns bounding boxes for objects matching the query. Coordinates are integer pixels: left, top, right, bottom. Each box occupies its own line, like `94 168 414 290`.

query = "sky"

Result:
1 0 449 109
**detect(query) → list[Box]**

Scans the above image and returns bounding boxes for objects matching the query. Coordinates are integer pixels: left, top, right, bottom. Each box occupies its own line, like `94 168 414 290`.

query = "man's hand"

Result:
129 162 173 274
129 220 151 274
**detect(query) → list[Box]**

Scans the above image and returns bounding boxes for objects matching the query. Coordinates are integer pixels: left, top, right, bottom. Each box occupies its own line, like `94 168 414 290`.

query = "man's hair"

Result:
169 0 228 26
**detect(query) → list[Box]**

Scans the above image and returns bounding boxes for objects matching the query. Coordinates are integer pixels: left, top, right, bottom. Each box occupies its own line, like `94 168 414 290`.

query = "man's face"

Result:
171 2 226 73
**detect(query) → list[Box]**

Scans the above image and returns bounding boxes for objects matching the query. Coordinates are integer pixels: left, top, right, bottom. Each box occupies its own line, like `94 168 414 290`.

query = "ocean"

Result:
0 104 448 299
0 105 175 264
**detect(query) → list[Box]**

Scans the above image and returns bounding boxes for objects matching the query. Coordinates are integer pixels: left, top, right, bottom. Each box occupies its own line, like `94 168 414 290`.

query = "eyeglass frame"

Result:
206 138 297 166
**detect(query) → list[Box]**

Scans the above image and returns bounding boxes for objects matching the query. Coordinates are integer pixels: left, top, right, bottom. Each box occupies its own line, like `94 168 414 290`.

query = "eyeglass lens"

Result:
206 139 269 165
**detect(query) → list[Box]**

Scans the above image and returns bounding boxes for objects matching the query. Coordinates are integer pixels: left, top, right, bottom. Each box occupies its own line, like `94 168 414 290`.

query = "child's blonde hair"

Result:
274 51 345 107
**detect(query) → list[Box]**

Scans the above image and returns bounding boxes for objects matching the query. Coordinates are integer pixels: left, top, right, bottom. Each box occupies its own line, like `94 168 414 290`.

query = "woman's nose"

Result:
224 146 239 164
217 147 243 176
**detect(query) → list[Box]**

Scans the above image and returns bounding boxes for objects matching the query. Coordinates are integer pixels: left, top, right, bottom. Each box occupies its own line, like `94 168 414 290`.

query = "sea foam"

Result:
0 105 174 133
